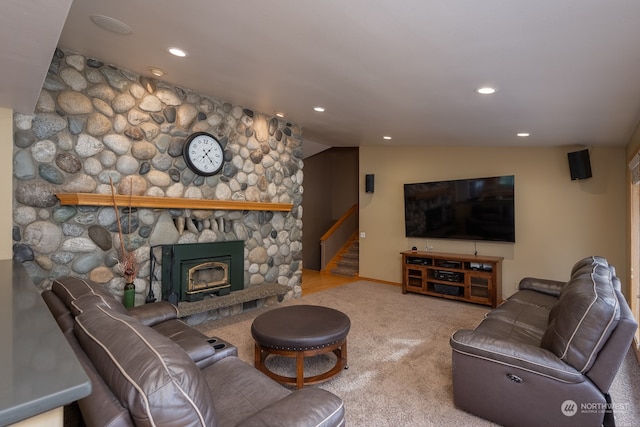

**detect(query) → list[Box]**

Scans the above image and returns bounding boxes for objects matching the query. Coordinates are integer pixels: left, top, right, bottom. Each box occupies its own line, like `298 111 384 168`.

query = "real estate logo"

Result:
561 400 578 417
561 399 629 417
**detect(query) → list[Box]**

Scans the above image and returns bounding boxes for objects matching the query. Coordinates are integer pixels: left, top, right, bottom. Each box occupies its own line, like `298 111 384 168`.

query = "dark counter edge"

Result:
2 383 91 426
0 261 91 426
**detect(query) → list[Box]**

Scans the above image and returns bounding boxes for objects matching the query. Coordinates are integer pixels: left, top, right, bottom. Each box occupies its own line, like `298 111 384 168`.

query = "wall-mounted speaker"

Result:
365 174 375 193
567 149 592 180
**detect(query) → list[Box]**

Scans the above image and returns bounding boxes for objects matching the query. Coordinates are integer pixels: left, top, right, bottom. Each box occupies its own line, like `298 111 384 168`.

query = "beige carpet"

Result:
196 281 640 427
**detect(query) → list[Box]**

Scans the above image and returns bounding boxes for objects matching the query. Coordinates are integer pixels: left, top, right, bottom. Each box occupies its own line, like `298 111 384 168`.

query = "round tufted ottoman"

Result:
251 304 350 389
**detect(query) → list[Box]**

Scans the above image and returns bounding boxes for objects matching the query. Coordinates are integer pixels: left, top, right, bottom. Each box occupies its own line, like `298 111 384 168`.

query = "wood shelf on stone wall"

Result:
55 193 294 212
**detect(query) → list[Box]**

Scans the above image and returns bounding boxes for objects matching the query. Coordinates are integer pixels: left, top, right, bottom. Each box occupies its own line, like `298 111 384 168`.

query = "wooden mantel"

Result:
55 193 294 212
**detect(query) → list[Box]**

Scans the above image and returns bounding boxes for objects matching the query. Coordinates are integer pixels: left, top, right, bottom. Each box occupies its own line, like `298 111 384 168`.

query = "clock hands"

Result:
196 146 220 168
203 148 219 165
204 152 215 165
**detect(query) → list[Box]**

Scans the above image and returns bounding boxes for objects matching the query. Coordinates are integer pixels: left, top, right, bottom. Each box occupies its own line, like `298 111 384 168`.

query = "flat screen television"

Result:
403 175 515 242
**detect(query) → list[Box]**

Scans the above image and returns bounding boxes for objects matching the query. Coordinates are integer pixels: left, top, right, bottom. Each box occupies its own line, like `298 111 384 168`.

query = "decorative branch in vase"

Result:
110 178 139 308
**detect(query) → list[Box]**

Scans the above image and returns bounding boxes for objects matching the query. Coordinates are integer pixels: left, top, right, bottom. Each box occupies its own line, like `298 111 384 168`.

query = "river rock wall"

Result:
12 48 304 320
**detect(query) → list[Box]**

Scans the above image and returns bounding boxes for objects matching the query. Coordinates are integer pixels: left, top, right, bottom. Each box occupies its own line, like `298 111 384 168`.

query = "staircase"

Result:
329 239 359 277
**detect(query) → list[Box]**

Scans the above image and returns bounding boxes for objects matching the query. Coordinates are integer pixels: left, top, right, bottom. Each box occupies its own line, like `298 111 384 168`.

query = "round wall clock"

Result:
183 132 224 176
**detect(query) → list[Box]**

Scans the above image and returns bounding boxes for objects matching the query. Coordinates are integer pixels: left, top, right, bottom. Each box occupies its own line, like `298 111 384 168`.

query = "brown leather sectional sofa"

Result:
450 256 637 427
42 276 345 426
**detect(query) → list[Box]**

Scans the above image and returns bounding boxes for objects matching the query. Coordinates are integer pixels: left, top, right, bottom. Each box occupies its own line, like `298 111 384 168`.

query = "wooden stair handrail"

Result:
320 204 358 241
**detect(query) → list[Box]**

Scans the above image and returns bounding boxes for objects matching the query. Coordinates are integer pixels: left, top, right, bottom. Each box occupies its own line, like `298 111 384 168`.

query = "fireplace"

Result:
187 260 229 295
159 241 244 304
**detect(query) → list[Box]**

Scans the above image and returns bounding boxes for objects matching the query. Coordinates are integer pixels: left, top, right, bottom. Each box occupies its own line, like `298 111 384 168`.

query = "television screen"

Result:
404 175 515 242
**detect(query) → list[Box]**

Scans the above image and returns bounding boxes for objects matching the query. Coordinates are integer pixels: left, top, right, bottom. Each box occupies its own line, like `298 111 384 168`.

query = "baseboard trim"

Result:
358 276 401 287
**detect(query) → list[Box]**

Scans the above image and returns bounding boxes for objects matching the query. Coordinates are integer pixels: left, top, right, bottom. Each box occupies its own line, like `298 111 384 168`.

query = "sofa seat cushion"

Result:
451 318 586 383
236 388 346 427
541 262 620 372
486 290 555 339
74 304 217 427
151 319 216 368
471 316 544 347
201 356 290 427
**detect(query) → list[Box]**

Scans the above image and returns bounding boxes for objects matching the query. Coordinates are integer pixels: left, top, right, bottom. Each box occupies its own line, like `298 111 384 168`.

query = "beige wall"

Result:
359 145 626 299
303 148 359 270
0 108 12 260
626 121 640 161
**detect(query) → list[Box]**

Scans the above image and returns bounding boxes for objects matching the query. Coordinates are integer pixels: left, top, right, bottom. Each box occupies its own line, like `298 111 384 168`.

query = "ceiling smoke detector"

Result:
89 15 133 35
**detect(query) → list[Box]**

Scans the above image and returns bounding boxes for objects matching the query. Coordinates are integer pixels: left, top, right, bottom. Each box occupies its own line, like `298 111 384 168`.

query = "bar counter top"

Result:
0 260 91 425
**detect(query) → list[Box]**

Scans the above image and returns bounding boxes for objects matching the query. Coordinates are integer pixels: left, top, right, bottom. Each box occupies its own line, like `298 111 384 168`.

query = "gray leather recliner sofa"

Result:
42 276 345 427
450 256 637 427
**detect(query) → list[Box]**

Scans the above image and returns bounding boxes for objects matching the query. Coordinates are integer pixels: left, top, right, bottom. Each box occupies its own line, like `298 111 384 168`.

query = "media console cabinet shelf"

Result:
401 251 503 308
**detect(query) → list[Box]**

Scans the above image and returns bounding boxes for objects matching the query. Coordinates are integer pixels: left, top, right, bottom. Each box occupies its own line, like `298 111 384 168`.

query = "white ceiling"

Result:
3 0 640 153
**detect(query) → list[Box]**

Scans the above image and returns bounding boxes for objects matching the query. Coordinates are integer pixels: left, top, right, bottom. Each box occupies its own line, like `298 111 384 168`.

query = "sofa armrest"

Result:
451 329 585 383
236 388 345 427
518 277 565 297
127 301 178 326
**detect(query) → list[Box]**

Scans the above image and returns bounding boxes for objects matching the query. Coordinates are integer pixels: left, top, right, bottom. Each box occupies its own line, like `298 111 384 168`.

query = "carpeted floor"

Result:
195 280 640 427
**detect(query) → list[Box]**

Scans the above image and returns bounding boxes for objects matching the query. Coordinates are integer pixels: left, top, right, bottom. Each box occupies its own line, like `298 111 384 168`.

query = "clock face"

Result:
183 132 224 176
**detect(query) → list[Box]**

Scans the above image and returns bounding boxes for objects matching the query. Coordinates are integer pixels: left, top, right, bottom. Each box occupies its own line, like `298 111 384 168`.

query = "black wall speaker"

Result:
365 174 375 193
567 149 592 180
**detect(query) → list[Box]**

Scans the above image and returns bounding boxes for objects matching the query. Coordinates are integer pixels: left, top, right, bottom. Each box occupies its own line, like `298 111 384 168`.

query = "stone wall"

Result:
13 48 304 320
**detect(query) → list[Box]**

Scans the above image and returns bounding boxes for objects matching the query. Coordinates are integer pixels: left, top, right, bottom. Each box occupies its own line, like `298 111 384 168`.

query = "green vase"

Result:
123 282 135 308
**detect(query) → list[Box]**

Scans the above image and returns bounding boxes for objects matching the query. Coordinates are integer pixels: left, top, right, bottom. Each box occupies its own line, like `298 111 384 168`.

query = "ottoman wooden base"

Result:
254 338 348 389
251 305 351 389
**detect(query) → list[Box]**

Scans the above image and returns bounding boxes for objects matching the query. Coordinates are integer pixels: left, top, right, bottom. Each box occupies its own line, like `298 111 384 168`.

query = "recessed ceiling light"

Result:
517 132 530 137
476 87 496 95
148 67 165 77
313 107 325 112
89 15 133 35
383 136 392 140
168 47 188 57
275 112 285 118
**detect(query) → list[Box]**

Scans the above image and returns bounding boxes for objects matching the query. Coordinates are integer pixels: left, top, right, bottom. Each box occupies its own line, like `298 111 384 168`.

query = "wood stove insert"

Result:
159 241 244 304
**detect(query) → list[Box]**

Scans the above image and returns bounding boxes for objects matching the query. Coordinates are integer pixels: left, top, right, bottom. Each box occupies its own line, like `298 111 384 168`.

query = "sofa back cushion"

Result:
41 289 75 333
52 276 126 316
570 255 608 277
541 262 620 372
74 305 217 427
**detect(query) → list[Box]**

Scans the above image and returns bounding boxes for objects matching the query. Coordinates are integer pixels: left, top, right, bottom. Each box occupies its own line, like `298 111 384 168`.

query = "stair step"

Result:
330 267 358 277
326 236 359 277
332 263 357 270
